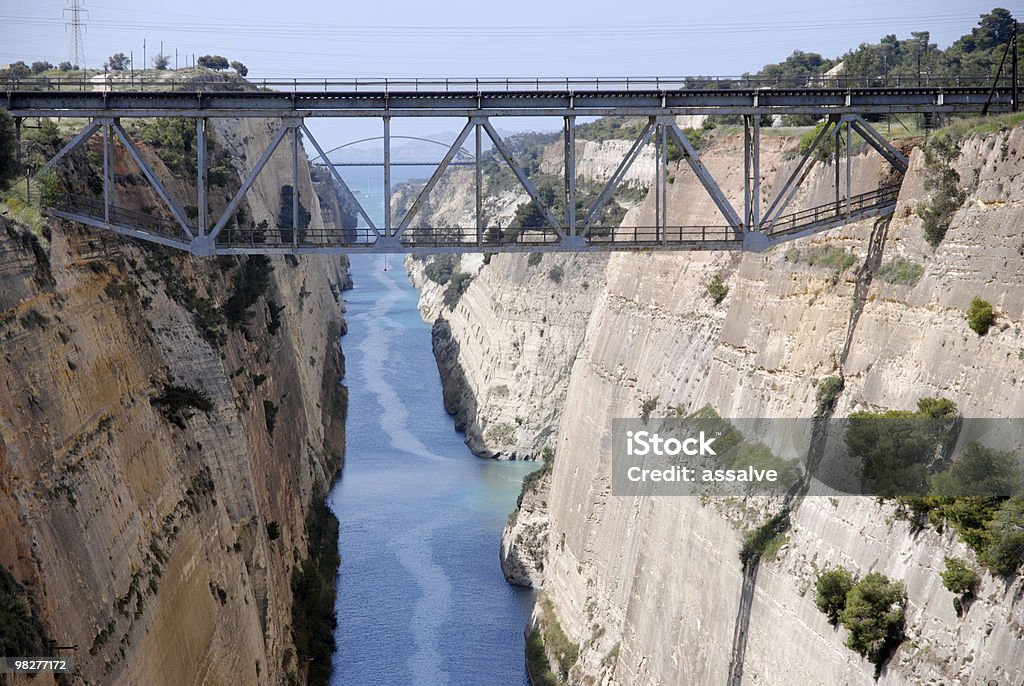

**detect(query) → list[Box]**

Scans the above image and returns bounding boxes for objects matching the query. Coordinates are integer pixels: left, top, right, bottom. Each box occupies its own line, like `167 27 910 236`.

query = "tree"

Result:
1 61 31 80
0 109 19 191
980 499 1024 576
840 573 906 667
197 55 230 70
106 53 129 71
940 557 979 596
57 61 76 71
230 60 248 77
30 61 53 74
152 53 170 70
511 201 547 229
815 567 854 624
966 297 994 335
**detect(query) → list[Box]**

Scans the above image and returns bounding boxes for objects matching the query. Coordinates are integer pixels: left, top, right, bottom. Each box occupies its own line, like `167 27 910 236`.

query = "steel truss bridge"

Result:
5 77 1018 256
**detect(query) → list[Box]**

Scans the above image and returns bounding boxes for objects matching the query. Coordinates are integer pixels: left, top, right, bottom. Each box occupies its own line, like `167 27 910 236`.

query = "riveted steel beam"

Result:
395 119 475 238
480 118 562 236
112 121 194 239
665 121 742 231
582 119 655 232
209 122 292 239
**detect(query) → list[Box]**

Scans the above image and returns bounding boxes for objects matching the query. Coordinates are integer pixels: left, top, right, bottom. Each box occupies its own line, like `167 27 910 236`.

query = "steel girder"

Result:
31 106 913 256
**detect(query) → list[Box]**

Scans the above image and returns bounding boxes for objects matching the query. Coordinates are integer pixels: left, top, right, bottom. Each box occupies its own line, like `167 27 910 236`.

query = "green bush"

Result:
707 274 729 304
290 495 340 686
443 271 474 310
877 258 924 286
527 252 542 267
424 254 458 285
151 383 214 427
979 499 1024 576
966 297 994 335
815 567 855 624
266 521 281 541
815 376 844 417
639 395 659 424
547 265 564 284
920 134 966 248
840 573 906 667
263 400 278 436
223 255 273 330
940 556 979 596
740 510 790 566
0 109 18 191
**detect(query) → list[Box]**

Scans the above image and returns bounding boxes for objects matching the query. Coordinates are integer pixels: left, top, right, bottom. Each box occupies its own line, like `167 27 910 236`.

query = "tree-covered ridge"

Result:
753 7 1017 83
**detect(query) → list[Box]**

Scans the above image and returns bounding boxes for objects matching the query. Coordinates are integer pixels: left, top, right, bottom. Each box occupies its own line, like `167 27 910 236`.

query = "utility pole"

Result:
64 0 87 69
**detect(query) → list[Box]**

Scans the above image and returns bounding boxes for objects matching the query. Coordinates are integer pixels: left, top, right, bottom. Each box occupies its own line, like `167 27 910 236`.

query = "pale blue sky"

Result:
0 1 1013 146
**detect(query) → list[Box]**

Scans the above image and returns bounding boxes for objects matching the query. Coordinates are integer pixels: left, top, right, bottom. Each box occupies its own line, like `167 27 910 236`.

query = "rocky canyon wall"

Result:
0 115 348 685
411 120 1024 684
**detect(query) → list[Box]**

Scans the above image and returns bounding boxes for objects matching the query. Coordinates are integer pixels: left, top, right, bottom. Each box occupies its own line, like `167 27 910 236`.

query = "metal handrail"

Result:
767 184 901 235
4 74 1014 95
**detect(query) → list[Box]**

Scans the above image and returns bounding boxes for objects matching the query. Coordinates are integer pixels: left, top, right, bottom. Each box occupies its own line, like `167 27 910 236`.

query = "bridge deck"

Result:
7 86 1014 118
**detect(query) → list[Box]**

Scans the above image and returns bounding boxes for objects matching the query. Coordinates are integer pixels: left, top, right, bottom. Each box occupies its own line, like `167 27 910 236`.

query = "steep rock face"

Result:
409 253 606 459
413 123 1024 684
501 462 551 587
0 117 348 685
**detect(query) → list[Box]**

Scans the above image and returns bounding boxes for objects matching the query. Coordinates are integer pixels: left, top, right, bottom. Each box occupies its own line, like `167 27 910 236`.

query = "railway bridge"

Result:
5 76 1017 256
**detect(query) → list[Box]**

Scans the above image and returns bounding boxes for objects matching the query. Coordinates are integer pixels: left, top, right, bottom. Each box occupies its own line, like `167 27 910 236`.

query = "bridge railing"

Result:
3 74 1012 94
588 225 738 244
767 184 902 236
58 193 184 240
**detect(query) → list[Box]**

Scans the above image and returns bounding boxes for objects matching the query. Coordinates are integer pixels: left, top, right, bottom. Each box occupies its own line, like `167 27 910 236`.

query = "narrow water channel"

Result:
328 252 537 685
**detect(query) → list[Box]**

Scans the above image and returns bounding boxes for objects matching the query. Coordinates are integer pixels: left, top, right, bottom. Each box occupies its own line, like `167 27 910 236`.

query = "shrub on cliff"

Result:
547 265 564 284
920 133 965 248
151 383 214 428
966 297 994 335
0 109 18 191
815 567 855 625
941 556 979 597
223 255 273 330
876 258 924 286
424 254 457 285
840 573 906 668
443 271 473 310
706 273 729 304
814 376 844 417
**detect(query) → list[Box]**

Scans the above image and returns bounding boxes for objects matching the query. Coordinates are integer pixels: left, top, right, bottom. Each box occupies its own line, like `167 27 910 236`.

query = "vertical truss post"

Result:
743 117 751 228
654 124 662 242
102 121 112 223
745 115 760 230
383 117 392 236
846 120 852 217
564 116 576 236
292 124 299 248
197 118 208 236
834 121 842 215
475 122 483 247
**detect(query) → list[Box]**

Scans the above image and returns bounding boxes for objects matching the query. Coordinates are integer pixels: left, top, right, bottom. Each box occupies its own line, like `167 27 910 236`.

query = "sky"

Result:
0 0 1014 145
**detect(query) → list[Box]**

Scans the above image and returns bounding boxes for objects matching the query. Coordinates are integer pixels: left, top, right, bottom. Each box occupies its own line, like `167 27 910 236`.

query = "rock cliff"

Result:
410 120 1024 684
0 115 348 685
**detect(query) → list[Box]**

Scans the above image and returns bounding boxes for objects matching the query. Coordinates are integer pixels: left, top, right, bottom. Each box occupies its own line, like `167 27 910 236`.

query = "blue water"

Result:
327 251 537 685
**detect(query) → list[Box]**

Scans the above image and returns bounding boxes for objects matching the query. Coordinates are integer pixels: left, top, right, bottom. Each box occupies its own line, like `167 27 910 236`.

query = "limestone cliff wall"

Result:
412 122 1024 684
0 116 348 685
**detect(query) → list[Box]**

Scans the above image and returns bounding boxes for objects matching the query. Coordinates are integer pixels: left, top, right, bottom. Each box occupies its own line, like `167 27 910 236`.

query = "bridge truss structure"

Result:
5 78 1017 255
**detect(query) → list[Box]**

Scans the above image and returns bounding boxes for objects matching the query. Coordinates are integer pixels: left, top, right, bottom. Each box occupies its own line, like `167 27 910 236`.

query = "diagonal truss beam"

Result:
480 118 562 237
209 122 292 240
112 121 194 240
848 116 909 174
665 121 742 230
301 123 380 237
395 119 475 238
38 119 104 176
760 117 839 228
581 118 655 231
